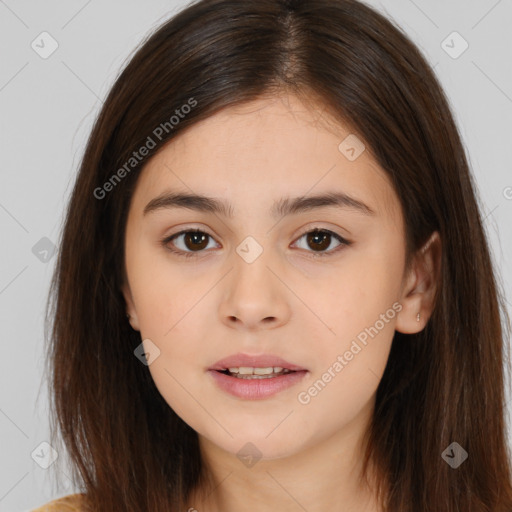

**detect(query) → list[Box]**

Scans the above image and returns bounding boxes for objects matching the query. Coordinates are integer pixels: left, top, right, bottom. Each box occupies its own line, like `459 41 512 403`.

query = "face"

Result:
122 93 416 462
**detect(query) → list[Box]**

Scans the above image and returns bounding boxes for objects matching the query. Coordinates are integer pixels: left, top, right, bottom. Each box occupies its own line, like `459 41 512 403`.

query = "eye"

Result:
161 229 219 258
160 227 351 259
292 228 351 257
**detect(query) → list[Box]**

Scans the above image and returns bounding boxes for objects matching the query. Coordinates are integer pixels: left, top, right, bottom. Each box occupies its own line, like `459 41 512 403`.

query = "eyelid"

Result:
291 225 352 256
160 224 352 258
160 227 219 258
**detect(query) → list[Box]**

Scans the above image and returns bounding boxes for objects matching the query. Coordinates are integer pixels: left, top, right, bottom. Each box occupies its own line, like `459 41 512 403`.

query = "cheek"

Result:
127 243 197 334
293 236 403 415
134 293 207 426
295 316 395 441
302 235 404 341
126 249 216 413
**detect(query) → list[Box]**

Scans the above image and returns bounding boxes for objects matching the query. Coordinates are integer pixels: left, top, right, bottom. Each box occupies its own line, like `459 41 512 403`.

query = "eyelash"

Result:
160 227 352 259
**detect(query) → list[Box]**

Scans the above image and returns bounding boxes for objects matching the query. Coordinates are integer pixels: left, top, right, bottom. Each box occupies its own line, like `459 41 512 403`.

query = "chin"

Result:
199 426 305 461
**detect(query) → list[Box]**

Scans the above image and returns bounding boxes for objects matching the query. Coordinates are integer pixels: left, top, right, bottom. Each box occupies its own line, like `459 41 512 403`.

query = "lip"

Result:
208 352 307 372
208 368 309 400
207 352 308 400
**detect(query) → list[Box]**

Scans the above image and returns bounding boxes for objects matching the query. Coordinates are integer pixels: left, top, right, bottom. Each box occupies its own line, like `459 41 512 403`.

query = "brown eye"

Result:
162 229 217 258
162 227 351 259
306 231 332 251
293 228 350 256
182 231 209 251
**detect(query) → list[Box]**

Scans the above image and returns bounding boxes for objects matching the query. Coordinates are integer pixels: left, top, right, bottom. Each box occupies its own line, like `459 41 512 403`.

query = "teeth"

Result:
227 366 291 375
234 374 283 379
240 366 259 375
253 367 275 375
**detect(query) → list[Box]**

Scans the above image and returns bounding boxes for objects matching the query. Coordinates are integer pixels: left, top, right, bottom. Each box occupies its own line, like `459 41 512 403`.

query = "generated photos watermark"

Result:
297 301 403 405
94 97 197 200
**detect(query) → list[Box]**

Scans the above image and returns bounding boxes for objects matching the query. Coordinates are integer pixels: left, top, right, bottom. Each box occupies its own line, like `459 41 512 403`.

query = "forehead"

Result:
130 94 402 223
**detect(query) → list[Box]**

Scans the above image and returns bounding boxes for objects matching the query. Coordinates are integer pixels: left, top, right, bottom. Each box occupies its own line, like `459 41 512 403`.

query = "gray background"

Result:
1 0 511 510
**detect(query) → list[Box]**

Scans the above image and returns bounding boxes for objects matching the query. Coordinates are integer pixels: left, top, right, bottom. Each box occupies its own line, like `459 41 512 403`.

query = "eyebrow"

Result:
143 190 376 218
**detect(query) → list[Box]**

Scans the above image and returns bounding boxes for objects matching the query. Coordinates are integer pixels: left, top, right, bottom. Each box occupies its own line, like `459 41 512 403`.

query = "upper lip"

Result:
209 352 307 372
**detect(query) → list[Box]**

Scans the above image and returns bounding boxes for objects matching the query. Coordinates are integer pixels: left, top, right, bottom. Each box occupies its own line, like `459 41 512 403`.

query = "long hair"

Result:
44 0 512 510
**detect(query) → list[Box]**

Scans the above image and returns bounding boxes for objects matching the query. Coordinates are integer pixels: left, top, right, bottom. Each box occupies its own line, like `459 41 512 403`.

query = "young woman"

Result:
35 0 512 510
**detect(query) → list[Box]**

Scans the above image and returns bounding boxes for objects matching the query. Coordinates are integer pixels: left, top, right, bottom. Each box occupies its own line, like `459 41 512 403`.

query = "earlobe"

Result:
121 282 140 331
395 231 442 334
395 295 423 334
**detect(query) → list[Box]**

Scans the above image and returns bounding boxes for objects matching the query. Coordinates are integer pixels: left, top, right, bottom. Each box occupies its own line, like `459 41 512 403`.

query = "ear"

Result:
395 231 442 334
121 281 140 332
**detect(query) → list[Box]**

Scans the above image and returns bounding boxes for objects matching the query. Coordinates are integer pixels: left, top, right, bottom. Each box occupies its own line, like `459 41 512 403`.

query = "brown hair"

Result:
44 0 512 510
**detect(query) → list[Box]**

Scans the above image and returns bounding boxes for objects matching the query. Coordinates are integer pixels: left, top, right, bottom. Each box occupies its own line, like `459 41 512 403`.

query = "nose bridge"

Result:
231 235 275 298
219 234 290 328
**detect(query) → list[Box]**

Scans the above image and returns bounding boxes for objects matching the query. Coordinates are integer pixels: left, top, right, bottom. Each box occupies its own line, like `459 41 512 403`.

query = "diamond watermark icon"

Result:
441 31 469 59
31 441 58 469
236 236 263 264
32 237 57 263
338 134 365 161
236 441 263 468
441 441 468 468
134 338 161 366
31 31 59 59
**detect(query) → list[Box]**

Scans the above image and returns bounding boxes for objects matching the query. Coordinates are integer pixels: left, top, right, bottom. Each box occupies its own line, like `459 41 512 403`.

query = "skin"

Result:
122 93 441 512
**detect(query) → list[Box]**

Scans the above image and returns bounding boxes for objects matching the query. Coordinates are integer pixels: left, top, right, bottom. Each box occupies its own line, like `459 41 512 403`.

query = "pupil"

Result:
308 231 330 251
186 232 208 251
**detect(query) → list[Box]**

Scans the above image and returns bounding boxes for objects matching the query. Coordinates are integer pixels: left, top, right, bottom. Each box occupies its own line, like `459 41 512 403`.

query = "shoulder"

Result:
31 493 85 511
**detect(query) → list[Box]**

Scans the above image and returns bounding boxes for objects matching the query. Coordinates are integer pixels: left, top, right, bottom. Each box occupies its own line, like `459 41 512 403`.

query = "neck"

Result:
187 397 384 512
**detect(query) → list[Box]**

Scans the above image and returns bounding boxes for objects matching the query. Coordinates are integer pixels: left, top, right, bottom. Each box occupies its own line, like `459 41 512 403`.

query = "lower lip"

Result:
208 370 308 400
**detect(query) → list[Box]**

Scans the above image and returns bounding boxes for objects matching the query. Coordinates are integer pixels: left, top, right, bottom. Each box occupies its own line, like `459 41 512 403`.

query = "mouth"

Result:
208 352 307 373
207 353 308 400
215 367 298 379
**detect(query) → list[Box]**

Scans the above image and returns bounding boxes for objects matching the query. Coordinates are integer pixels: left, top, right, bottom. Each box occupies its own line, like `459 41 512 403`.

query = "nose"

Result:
218 249 292 331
